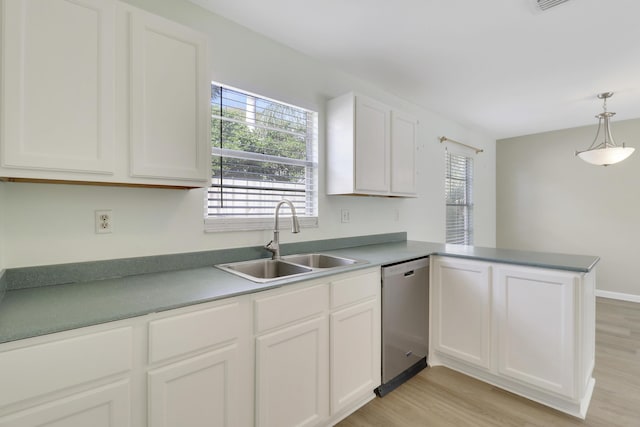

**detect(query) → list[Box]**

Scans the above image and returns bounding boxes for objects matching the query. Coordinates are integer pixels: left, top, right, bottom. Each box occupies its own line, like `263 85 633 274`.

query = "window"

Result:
205 84 318 232
445 150 473 245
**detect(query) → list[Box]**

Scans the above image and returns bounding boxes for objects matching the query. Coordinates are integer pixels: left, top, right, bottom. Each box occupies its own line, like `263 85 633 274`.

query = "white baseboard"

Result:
596 289 640 303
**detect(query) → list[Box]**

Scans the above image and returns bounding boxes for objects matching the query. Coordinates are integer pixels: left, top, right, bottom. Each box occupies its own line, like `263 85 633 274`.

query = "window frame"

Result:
445 147 474 245
204 83 319 233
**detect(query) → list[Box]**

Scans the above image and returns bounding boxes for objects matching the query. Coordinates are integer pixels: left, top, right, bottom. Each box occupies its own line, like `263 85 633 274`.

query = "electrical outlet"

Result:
95 210 113 234
341 209 350 223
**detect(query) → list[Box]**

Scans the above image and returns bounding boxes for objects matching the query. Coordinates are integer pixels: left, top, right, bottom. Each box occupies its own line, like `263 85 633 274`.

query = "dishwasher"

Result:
375 256 429 397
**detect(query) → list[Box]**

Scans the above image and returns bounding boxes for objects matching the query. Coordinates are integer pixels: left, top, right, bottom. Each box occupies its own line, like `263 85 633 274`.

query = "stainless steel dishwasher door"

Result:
380 257 429 387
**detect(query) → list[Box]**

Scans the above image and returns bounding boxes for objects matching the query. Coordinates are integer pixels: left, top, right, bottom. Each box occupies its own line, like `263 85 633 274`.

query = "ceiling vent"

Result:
536 0 571 11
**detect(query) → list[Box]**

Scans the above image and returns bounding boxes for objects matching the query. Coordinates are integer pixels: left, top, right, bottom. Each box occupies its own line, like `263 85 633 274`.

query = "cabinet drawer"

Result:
254 284 328 333
0 327 132 408
148 301 242 364
330 270 380 309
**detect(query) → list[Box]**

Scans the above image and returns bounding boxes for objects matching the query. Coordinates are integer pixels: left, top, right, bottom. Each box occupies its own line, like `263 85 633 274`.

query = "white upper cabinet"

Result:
0 0 210 188
1 0 115 176
390 111 418 195
353 96 390 194
327 92 417 197
128 9 209 183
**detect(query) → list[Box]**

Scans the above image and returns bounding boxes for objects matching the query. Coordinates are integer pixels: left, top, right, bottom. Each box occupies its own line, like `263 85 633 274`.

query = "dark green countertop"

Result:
0 239 599 344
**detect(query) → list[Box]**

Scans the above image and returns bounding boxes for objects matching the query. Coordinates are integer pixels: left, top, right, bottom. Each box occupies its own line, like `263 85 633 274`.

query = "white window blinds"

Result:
206 84 318 230
445 151 474 245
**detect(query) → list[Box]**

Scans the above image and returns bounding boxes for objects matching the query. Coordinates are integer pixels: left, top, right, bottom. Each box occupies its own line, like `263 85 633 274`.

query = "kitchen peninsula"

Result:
0 234 598 425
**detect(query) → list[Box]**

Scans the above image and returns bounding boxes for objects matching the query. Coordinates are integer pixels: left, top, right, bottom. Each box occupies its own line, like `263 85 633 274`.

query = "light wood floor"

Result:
337 297 640 427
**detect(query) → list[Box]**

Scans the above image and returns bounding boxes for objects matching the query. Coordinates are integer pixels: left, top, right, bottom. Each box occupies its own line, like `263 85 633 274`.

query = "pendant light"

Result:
575 92 634 166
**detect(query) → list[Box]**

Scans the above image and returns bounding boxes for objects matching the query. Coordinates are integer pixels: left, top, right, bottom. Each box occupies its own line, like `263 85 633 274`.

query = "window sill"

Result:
204 216 318 233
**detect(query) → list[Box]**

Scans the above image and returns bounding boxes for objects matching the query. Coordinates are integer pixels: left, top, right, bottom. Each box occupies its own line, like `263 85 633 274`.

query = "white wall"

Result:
1 0 495 268
497 117 640 298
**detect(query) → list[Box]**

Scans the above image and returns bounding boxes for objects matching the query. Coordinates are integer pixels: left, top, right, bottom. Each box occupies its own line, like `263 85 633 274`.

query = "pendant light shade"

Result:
577 145 634 166
575 92 634 166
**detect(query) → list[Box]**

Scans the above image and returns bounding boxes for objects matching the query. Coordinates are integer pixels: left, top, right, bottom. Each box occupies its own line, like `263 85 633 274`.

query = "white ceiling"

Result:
189 0 640 139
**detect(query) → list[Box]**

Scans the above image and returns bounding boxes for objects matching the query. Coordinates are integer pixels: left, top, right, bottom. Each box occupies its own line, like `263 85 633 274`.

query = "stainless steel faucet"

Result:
265 199 300 260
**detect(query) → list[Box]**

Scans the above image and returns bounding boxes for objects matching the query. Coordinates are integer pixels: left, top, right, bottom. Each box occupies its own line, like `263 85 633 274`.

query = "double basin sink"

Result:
216 253 368 283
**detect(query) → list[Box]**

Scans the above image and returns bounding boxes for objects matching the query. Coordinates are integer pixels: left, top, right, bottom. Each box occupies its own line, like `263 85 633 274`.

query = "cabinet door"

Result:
147 297 253 427
330 299 380 414
255 317 329 427
390 111 417 195
431 257 491 369
494 265 576 397
1 0 114 175
148 345 240 427
354 96 390 194
0 380 130 427
129 9 209 183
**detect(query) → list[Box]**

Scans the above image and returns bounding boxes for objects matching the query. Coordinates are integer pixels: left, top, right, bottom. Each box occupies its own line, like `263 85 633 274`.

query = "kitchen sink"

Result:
215 253 367 283
281 253 364 268
216 259 312 283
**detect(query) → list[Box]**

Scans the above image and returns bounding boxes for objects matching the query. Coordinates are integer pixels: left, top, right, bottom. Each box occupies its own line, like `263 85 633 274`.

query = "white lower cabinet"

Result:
0 297 253 427
0 323 135 426
0 380 131 427
254 283 330 427
429 255 596 419
146 297 253 427
494 265 578 397
330 300 379 414
148 344 240 427
329 271 381 417
0 267 382 427
430 257 491 369
256 317 329 427
253 267 381 427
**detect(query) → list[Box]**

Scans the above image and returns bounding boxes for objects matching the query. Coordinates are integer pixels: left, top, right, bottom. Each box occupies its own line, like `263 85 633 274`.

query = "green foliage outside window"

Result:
211 86 310 184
